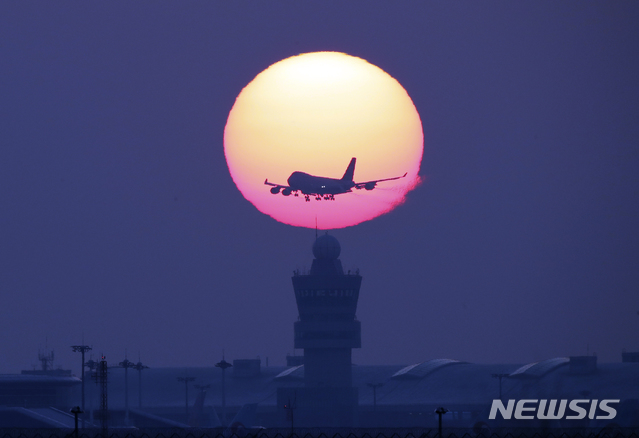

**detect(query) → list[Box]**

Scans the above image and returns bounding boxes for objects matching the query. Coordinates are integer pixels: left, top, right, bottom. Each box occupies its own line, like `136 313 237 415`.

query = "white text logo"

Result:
488 399 619 420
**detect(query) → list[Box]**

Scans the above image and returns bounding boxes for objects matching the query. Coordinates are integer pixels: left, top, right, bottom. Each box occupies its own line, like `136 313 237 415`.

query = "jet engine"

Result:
270 187 281 194
282 188 292 196
365 182 376 191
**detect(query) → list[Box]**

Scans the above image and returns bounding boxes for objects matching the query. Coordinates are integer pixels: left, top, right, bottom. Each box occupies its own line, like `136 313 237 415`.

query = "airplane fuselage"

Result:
264 157 406 201
287 172 355 195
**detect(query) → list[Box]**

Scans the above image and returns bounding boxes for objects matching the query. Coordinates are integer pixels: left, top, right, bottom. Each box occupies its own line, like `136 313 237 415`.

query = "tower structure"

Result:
278 234 361 427
92 356 108 437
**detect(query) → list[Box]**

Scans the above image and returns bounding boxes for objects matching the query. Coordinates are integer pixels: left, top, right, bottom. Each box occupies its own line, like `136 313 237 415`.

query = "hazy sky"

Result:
1 2 638 374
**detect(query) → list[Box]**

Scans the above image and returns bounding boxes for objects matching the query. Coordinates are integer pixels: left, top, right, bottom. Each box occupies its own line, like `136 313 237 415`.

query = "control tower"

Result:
278 234 361 427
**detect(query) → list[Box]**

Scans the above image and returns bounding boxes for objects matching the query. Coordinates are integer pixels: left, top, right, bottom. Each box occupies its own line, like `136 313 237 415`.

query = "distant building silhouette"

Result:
622 350 639 363
0 350 79 414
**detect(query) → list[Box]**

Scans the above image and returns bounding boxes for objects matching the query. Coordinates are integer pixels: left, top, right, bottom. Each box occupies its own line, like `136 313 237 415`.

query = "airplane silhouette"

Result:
264 157 407 202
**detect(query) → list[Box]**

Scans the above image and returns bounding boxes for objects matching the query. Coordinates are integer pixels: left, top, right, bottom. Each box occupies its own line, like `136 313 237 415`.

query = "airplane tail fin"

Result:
341 158 356 181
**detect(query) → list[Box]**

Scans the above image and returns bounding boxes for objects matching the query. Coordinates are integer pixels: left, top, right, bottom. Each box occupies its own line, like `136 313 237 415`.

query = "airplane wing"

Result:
264 179 290 189
354 172 407 190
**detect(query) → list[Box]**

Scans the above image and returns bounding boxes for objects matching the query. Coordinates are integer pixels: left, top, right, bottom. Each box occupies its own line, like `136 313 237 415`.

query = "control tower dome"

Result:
312 234 341 260
309 234 345 276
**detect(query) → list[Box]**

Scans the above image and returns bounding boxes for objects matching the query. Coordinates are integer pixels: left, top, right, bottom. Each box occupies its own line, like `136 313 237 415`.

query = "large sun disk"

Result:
224 52 423 229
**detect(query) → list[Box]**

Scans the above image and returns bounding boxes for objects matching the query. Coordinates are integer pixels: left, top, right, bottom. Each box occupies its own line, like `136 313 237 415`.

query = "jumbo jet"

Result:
264 157 407 202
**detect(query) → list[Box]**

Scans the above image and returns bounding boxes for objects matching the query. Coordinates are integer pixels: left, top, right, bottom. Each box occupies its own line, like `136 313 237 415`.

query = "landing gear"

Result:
301 193 335 202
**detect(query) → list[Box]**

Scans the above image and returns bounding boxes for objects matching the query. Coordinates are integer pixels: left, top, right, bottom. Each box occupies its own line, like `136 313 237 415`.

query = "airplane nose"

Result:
287 173 299 185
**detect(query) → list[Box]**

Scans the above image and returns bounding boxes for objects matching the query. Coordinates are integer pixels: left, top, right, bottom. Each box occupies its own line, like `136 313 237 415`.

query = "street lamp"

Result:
215 356 232 426
132 361 149 408
70 406 84 438
434 406 449 438
119 357 136 426
71 345 92 428
84 359 99 425
176 376 196 422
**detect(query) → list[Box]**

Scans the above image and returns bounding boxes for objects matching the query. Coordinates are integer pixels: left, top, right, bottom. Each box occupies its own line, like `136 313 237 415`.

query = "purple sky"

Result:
1 2 638 374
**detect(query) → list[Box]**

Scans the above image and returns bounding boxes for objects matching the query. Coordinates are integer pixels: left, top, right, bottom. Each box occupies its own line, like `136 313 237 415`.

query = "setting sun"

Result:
224 52 423 229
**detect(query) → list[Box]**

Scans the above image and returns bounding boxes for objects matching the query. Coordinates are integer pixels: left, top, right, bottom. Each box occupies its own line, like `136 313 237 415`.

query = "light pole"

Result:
119 357 135 426
491 373 509 400
85 359 98 425
435 406 449 438
71 345 92 428
283 393 296 436
177 375 195 422
132 361 149 408
215 356 232 426
70 406 83 438
367 382 384 412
